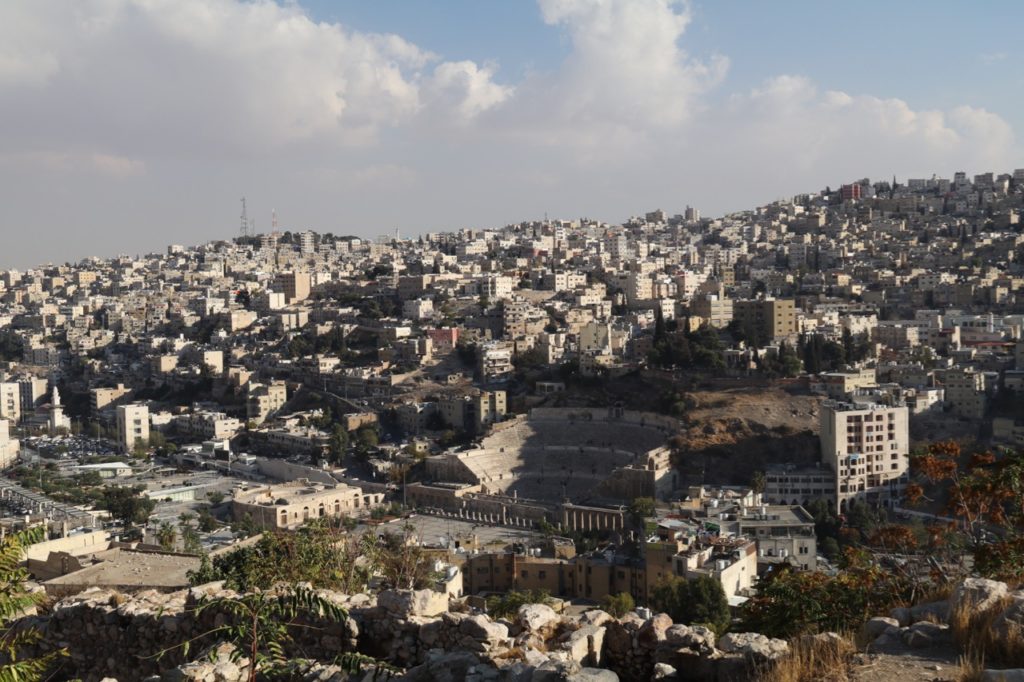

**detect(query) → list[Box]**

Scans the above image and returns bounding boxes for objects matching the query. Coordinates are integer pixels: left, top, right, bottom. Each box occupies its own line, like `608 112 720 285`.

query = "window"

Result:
538 570 547 579
520 570 528 579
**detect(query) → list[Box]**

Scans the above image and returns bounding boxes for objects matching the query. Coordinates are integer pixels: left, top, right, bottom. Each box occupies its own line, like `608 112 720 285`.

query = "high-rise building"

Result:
820 401 909 512
117 403 150 453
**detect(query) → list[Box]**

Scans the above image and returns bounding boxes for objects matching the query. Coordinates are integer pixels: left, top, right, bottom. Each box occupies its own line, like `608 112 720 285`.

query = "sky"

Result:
1 0 1021 269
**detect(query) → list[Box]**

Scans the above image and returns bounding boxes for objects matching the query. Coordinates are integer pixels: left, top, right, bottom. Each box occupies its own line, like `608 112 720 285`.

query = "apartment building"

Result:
116 403 150 453
942 367 989 420
820 400 909 512
732 298 796 344
438 390 507 434
0 383 20 422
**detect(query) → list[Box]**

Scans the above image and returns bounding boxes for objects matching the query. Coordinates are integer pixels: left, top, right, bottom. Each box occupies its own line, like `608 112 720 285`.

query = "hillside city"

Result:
3 169 1024 680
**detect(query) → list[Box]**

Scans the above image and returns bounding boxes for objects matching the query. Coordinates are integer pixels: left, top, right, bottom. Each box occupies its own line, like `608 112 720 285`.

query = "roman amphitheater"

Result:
410 407 679 533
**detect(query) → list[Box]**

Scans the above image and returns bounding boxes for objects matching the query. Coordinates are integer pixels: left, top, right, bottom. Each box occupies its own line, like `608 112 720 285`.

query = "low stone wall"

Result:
26 584 793 682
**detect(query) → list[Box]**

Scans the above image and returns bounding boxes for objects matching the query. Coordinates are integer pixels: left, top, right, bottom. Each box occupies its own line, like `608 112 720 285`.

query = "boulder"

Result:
378 589 449 618
902 621 951 649
994 592 1024 641
909 600 949 624
861 616 900 641
952 578 1009 614
664 624 716 655
718 632 789 662
638 613 673 648
567 670 619 681
563 625 605 667
518 603 561 633
400 650 485 682
981 671 1024 682
460 614 509 643
578 610 613 629
889 606 912 627
652 663 677 679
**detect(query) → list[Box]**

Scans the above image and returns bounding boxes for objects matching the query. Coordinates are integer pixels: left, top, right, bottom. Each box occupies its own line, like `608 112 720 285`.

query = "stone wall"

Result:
24 583 793 682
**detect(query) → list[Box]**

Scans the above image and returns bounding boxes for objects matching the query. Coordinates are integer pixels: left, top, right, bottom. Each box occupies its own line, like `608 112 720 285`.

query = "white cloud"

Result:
0 0 1019 269
0 0 510 158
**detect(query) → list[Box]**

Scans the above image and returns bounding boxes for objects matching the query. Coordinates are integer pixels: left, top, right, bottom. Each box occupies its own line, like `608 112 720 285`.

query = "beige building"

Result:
820 400 909 512
278 271 311 304
438 390 507 434
91 384 132 414
0 419 19 467
690 294 733 329
246 381 288 425
232 480 384 530
0 383 20 423
942 367 988 419
733 298 796 343
116 403 150 453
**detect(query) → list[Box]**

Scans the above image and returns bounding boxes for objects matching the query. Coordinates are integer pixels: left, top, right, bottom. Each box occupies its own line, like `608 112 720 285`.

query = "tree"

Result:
750 471 766 495
371 524 439 591
189 521 373 594
197 508 219 533
741 549 912 638
628 497 656 528
181 587 382 682
650 576 730 633
908 442 1024 580
601 592 635 618
102 486 156 527
328 425 350 464
181 525 202 554
0 527 67 679
156 522 177 551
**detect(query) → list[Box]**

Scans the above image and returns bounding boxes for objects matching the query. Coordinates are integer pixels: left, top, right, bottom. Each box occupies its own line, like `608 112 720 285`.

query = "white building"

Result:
116 403 150 453
820 400 909 512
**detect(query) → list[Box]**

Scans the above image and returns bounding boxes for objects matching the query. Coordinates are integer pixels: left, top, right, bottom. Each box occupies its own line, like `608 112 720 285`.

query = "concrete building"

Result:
91 384 132 414
478 343 513 383
0 383 20 423
438 390 507 434
278 271 311 304
231 480 384 530
0 419 19 468
690 294 733 329
732 298 796 343
820 400 909 512
943 367 988 420
246 381 288 425
116 403 150 453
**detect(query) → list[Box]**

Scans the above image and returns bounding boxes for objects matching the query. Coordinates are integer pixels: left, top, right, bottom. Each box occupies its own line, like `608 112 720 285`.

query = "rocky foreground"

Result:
19 577 1024 681
24 582 794 682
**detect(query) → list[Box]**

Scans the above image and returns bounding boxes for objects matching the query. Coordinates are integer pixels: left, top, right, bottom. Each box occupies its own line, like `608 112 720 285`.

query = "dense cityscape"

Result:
1 169 1024 679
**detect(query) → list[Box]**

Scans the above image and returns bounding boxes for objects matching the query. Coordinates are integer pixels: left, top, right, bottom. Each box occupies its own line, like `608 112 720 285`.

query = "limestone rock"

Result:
378 589 449 618
664 624 716 654
953 578 1009 614
718 632 789 662
909 600 949 624
981 671 1024 682
652 663 677 680
460 614 509 643
578 610 613 629
861 616 900 641
518 603 560 633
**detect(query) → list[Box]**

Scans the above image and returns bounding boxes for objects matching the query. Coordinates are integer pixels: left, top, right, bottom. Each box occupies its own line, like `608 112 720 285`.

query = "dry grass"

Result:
760 633 856 682
950 595 1024 677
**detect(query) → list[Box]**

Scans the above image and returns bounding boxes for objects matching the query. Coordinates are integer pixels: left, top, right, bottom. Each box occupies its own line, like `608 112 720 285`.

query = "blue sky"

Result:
0 0 1020 268
306 0 1022 128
